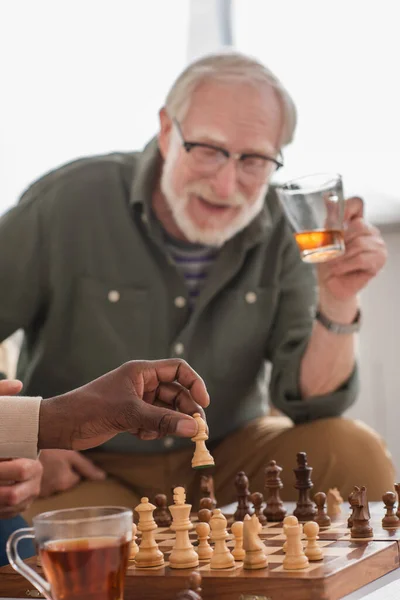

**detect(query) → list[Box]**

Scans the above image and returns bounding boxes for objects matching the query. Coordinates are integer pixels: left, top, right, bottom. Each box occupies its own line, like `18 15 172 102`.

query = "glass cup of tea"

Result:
6 505 133 600
276 173 345 263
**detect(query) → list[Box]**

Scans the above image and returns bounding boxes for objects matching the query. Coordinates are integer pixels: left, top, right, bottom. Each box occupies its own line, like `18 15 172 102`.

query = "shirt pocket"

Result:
68 277 150 382
211 285 278 383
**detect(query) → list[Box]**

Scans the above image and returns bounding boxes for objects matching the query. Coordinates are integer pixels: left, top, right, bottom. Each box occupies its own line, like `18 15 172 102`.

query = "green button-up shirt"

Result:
0 139 357 453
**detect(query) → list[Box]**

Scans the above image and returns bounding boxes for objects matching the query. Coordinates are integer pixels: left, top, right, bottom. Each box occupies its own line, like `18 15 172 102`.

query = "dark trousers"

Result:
0 515 35 567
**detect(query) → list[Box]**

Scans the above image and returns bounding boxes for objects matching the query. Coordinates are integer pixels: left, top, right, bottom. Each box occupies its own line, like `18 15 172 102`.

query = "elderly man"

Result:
0 51 394 519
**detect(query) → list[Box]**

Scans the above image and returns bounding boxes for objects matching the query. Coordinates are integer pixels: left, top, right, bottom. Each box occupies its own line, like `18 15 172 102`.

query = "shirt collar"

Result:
130 136 274 248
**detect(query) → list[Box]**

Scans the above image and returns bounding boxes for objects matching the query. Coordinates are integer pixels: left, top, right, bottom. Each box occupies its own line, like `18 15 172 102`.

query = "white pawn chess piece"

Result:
283 522 309 570
169 487 199 569
191 413 215 469
134 497 164 568
282 515 298 553
129 523 139 560
210 509 235 569
303 521 324 561
195 522 213 560
231 520 245 561
243 514 268 570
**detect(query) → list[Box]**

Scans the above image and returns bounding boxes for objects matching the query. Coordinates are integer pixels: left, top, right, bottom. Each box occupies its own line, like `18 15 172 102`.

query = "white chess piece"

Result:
243 514 268 570
303 521 323 561
134 497 164 568
282 515 298 553
231 521 245 561
129 523 139 560
169 487 199 569
210 509 235 569
195 522 213 560
283 522 309 570
327 488 343 518
191 413 215 469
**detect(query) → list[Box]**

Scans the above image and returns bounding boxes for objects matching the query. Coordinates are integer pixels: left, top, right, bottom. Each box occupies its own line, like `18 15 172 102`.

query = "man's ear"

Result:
158 108 172 159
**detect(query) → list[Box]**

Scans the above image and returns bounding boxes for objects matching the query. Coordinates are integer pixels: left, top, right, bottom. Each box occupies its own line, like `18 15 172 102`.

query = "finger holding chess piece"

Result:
191 413 215 469
382 491 400 529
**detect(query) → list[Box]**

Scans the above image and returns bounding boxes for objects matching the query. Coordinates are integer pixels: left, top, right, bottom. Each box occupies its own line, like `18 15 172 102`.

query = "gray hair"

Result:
164 50 297 148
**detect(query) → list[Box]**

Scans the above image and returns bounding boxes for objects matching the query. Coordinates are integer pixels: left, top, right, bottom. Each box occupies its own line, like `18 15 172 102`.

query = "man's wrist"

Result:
38 396 71 450
317 293 359 324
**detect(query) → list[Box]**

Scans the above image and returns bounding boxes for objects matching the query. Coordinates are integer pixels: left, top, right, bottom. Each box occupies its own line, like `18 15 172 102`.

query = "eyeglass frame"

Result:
172 118 284 178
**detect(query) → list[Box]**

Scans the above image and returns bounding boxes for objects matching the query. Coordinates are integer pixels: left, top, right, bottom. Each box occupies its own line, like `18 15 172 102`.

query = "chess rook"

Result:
293 452 317 522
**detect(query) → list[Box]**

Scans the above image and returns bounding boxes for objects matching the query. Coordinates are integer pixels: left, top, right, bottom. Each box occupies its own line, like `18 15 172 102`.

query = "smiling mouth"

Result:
195 195 237 210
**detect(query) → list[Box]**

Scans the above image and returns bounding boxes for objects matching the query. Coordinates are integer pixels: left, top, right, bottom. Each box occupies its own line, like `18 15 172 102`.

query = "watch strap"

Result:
315 308 361 334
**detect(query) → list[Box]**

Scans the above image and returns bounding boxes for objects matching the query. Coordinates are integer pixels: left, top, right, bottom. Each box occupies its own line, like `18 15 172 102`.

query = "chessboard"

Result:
1 506 399 600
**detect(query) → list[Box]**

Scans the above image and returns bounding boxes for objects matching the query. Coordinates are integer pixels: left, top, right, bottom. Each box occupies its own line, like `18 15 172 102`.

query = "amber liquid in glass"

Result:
294 229 345 263
39 536 130 600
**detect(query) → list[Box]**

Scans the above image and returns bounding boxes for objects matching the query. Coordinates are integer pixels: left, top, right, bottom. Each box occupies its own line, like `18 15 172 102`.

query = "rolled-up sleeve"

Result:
0 397 42 458
266 218 358 424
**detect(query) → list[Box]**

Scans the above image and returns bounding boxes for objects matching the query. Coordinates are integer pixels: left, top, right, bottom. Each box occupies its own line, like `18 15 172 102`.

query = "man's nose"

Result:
209 159 238 200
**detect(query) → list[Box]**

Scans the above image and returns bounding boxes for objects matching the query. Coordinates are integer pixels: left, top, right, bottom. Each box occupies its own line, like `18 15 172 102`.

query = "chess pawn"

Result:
314 492 331 529
303 521 323 561
169 487 199 569
198 497 213 524
191 413 215 469
129 523 139 560
209 509 235 569
195 522 213 561
231 520 245 561
250 491 267 526
154 493 172 527
176 571 203 600
382 491 400 528
327 487 343 519
282 515 298 553
395 483 400 519
134 497 164 568
283 522 309 570
243 514 268 570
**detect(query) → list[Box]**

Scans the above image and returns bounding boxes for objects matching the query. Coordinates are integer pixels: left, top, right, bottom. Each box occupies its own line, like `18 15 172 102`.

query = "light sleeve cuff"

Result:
0 396 42 459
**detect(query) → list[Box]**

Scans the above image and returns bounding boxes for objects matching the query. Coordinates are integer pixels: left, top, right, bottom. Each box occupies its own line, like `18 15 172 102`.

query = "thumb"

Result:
70 452 106 480
140 404 199 438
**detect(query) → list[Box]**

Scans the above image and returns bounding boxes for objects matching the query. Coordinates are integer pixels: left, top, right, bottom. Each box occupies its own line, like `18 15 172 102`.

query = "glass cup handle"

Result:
6 527 53 600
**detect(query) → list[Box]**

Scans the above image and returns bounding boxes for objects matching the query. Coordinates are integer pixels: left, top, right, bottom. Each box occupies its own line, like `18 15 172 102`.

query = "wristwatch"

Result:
315 308 361 334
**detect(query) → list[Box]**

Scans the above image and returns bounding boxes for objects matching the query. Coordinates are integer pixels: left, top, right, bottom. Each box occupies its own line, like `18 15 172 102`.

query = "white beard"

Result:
160 135 268 247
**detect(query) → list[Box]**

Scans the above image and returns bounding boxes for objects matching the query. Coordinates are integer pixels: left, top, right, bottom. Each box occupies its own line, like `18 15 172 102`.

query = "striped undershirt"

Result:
165 235 219 307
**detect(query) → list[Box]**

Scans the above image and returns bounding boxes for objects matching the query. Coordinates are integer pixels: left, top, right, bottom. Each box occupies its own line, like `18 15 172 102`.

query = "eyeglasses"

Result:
173 118 283 184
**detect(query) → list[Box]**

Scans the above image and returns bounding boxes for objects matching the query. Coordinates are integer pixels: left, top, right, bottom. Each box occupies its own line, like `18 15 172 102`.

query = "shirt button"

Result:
174 296 186 308
174 342 184 356
245 291 257 304
163 437 175 449
108 290 120 303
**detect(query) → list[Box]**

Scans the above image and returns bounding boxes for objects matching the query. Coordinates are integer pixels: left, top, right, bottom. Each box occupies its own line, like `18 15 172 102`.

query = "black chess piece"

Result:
263 460 287 522
350 486 373 539
198 497 213 523
394 483 400 519
293 452 317 522
382 491 400 528
233 471 253 521
199 474 217 510
250 491 267 525
154 493 172 527
314 492 331 528
176 572 203 600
